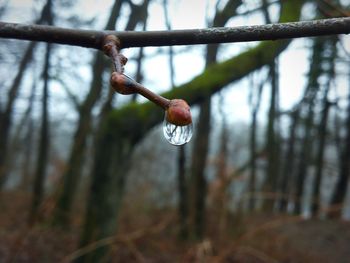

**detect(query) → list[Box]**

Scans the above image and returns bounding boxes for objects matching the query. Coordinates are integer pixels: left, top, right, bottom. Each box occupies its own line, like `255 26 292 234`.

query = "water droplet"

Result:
163 116 193 146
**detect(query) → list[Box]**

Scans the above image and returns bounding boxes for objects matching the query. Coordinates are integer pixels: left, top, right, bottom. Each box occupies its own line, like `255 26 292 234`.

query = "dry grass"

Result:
1 191 350 263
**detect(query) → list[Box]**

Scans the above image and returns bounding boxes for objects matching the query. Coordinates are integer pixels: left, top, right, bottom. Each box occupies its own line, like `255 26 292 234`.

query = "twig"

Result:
61 215 173 262
0 17 349 49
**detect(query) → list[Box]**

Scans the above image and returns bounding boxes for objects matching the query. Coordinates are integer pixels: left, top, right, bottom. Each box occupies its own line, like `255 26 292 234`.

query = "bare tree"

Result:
189 0 242 240
29 0 54 223
328 70 350 219
52 0 124 227
311 37 337 216
0 1 53 188
293 37 324 215
248 79 264 211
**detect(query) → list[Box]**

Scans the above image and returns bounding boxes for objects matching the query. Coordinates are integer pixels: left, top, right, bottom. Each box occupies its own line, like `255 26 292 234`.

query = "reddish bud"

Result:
165 99 192 126
110 72 136 95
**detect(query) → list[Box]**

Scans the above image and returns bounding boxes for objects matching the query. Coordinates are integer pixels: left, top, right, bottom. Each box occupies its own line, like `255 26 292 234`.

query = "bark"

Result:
52 0 123 227
1 17 349 49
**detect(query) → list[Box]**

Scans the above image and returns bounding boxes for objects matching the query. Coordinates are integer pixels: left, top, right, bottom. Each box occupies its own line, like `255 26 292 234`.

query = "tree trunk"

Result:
52 0 123 227
77 126 133 263
263 59 280 212
311 36 337 217
248 81 264 211
161 2 189 239
293 37 323 215
215 120 230 237
188 0 242 241
277 108 299 212
311 97 331 216
19 118 34 191
294 104 315 215
177 145 188 240
328 73 350 219
16 81 37 191
189 98 210 240
0 0 53 188
28 0 53 223
29 42 52 223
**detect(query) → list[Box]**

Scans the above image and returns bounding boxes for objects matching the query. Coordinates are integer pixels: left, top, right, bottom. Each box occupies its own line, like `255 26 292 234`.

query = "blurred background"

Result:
0 0 350 262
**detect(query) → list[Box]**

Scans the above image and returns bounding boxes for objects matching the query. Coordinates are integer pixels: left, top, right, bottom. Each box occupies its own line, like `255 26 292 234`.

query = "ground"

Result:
0 191 350 262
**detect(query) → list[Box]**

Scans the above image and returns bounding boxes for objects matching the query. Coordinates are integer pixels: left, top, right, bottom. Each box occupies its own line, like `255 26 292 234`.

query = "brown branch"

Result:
0 17 350 49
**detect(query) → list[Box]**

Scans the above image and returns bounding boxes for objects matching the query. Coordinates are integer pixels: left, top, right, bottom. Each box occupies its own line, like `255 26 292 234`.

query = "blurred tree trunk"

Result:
311 37 337 217
76 0 152 260
29 43 52 223
311 96 331 216
277 108 299 212
189 98 210 240
328 70 350 219
177 145 188 240
16 80 37 191
161 0 189 239
294 103 315 215
0 1 51 188
76 1 303 260
248 80 263 211
77 125 133 263
29 0 54 223
215 116 230 237
293 38 324 215
19 118 34 191
52 0 123 227
53 0 151 227
263 58 280 212
189 0 242 240
3 76 37 191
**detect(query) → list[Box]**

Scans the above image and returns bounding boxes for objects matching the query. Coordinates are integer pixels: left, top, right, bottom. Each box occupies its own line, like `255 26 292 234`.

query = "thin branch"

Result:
0 17 349 49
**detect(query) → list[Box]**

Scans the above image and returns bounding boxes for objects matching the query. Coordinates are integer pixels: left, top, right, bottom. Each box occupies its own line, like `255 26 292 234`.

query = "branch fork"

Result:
103 35 192 126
